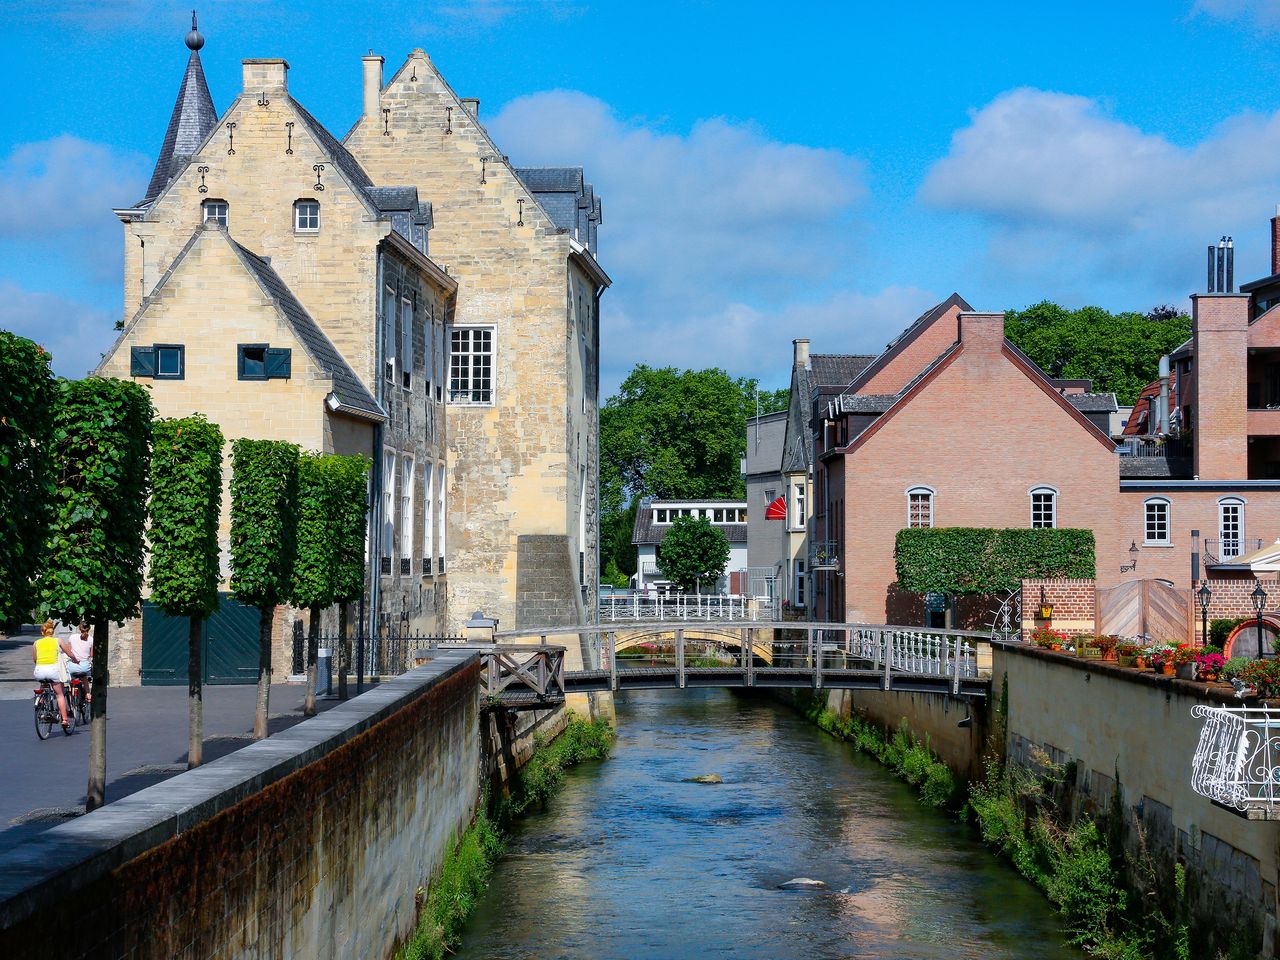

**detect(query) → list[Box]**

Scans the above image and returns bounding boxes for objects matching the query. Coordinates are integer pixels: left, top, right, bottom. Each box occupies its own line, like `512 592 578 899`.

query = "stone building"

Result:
94 24 603 681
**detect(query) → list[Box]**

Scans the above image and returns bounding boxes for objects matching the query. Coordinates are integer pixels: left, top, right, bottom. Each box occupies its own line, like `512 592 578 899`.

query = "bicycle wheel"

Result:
77 686 91 726
34 692 54 740
63 698 76 735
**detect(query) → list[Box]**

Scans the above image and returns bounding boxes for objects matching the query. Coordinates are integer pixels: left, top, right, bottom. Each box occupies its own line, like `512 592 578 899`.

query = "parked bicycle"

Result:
33 680 75 740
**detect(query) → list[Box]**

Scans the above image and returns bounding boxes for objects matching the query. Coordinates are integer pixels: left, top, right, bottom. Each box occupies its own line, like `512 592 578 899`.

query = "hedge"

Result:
895 527 1096 596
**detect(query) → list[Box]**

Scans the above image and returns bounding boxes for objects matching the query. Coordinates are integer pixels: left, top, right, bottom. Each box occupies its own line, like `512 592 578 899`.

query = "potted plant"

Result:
1223 656 1252 684
1172 644 1197 679
1195 652 1226 682
1117 642 1141 668
1241 659 1280 700
1078 636 1104 660
1030 626 1067 652
1149 646 1176 675
1095 634 1119 662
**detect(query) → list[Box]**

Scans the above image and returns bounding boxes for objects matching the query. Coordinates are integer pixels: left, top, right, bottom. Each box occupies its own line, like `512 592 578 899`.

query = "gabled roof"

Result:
288 98 383 213
142 47 217 204
631 508 748 546
515 167 584 193
844 293 973 394
811 354 876 388
1064 392 1119 414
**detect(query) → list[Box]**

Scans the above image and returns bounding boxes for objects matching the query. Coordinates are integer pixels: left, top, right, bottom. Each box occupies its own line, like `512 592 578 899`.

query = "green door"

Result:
140 593 259 686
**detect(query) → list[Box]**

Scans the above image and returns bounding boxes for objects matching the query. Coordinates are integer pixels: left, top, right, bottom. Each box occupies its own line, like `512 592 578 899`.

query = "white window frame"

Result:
383 285 397 384
1029 486 1058 529
449 325 495 405
436 463 446 567
790 482 806 531
400 295 414 390
294 199 320 233
400 456 415 566
906 485 935 528
202 199 228 226
1143 497 1171 545
1219 497 1245 559
423 461 435 571
794 559 806 608
381 449 396 563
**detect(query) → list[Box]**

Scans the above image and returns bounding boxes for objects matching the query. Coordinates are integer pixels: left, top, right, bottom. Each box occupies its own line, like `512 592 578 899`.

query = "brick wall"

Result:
1021 578 1097 638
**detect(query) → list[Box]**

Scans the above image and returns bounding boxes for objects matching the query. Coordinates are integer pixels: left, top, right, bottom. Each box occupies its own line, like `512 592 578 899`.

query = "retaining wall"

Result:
0 649 482 960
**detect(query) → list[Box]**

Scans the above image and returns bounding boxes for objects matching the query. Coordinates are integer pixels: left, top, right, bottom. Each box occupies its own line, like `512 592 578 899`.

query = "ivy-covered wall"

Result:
895 527 1096 596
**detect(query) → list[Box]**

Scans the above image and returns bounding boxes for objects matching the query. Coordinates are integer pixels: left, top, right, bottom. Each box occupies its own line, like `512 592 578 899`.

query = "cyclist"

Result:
32 620 75 731
67 622 93 716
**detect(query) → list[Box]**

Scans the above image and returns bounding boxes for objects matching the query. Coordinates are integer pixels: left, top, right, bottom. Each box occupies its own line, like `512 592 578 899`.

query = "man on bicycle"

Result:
32 620 76 731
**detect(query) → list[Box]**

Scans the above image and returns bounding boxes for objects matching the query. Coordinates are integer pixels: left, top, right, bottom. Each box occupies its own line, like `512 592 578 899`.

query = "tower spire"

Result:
141 12 216 204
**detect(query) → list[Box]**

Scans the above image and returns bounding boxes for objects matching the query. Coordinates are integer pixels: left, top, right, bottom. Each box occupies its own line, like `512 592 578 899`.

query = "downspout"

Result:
593 282 603 626
369 252 386 641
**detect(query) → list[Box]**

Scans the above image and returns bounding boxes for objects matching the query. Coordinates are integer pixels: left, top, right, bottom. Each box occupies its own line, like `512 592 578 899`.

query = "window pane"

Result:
450 327 494 403
295 201 319 230
156 346 182 377
240 346 266 379
202 201 227 226
1031 491 1056 529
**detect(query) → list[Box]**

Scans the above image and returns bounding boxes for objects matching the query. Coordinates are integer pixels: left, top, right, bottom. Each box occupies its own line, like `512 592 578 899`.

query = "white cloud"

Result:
0 283 116 379
1193 0 1280 29
487 91 879 387
919 88 1280 299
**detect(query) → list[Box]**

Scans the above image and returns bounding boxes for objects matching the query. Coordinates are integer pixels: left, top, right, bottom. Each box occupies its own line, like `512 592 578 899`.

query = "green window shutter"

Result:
130 346 156 377
265 347 292 379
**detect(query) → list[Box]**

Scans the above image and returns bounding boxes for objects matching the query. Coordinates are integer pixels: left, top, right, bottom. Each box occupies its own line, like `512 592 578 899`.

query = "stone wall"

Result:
0 650 481 960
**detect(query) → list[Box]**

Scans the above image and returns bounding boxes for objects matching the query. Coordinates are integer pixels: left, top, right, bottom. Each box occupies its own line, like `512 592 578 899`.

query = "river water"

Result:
456 689 1080 960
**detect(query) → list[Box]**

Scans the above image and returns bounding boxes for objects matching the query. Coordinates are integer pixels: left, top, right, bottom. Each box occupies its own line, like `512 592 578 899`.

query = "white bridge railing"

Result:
1190 705 1280 813
845 627 979 679
600 594 776 622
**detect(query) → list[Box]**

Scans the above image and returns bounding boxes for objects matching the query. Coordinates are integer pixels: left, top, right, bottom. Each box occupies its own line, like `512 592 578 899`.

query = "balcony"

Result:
1203 538 1264 567
1116 437 1192 479
1191 705 1280 819
810 540 840 571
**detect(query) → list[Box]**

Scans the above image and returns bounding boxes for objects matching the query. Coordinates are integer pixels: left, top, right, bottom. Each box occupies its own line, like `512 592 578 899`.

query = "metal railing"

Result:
1116 437 1191 459
320 631 465 680
847 626 979 679
1203 538 1263 565
809 540 840 570
600 594 776 621
1190 704 1280 812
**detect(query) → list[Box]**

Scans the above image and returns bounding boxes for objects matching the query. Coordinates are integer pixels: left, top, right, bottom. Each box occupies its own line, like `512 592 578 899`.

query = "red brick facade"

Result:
1021 578 1097 639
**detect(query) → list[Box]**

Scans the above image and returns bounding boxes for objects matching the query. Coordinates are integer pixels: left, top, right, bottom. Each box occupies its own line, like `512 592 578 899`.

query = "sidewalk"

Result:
0 681 344 854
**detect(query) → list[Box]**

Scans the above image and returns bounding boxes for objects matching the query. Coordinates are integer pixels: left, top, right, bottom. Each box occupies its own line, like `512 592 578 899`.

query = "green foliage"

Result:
0 331 55 624
656 514 731 592
329 455 370 603
895 527 1096 595
601 559 630 588
599 500 638 578
39 378 153 624
1005 301 1191 405
505 715 614 817
291 452 337 610
229 439 299 610
1223 656 1252 681
148 415 224 618
1210 617 1247 648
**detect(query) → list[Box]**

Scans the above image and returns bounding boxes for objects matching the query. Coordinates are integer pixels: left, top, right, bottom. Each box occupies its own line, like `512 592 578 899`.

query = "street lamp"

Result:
1252 582 1269 659
1198 580 1212 649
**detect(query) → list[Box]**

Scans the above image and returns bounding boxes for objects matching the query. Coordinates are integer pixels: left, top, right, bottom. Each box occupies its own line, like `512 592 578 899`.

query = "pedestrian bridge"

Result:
471 621 993 710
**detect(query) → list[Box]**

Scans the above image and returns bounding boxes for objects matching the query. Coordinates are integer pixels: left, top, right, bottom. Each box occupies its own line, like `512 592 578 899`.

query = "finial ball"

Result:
186 28 204 50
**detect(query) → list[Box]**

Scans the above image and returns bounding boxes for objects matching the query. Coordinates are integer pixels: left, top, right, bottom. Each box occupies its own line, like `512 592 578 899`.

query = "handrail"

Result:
1190 704 1280 813
492 619 997 642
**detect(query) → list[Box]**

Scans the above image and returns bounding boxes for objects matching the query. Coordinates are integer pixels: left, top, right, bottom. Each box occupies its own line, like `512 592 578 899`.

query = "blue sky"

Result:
4 0 1280 394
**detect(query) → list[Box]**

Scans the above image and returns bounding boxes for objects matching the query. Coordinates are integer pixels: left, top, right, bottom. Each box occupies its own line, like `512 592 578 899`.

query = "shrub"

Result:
1210 617 1247 648
895 527 1095 595
1031 626 1067 648
1223 657 1252 681
1241 659 1280 698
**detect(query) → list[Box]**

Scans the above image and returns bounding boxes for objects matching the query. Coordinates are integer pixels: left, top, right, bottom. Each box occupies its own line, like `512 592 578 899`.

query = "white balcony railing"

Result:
1190 705 1280 815
600 594 776 622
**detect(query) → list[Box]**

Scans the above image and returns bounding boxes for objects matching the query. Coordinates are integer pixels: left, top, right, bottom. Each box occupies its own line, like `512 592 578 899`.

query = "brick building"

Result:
800 221 1280 628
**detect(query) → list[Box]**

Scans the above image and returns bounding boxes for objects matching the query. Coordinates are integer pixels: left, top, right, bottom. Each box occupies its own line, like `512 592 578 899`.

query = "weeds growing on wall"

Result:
396 714 614 960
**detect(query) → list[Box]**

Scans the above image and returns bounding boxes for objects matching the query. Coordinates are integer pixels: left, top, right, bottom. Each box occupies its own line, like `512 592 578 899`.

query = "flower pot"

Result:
1134 656 1147 670
1080 647 1103 660
1176 663 1197 680
1161 663 1175 676
1118 655 1137 668
1102 649 1118 662
1202 671 1220 683
1048 643 1062 652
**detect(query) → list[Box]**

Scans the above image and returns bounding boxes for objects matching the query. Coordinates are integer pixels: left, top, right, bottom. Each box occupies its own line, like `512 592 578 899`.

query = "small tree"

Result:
329 455 370 701
149 415 224 769
39 377 153 811
229 439 299 739
292 452 342 715
0 331 55 627
657 515 731 593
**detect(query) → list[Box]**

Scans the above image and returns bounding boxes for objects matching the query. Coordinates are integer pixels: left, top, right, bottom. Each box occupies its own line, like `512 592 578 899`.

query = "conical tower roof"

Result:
142 13 217 204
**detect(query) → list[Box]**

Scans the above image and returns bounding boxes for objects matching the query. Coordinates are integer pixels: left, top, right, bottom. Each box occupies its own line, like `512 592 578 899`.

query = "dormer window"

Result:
202 200 228 227
294 199 320 233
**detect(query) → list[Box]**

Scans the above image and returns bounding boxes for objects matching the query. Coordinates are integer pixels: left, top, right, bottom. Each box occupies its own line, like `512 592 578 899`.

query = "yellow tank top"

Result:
34 636 59 666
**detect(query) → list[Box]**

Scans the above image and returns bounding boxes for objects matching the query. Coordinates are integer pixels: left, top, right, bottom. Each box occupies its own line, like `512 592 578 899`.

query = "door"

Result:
140 593 259 686
1096 579 1191 642
140 601 188 685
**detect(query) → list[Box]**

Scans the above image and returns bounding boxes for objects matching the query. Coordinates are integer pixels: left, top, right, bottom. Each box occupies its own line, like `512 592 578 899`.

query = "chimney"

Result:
958 312 1005 353
1207 236 1236 293
241 58 289 95
362 54 384 120
1191 282 1249 479
1156 354 1170 436
1272 204 1280 276
460 98 480 118
793 338 810 370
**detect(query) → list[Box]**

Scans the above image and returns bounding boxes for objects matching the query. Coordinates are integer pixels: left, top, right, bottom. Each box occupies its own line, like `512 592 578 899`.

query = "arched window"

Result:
1219 497 1246 559
1029 486 1057 529
906 486 934 528
1143 497 1171 545
294 198 320 232
201 199 228 226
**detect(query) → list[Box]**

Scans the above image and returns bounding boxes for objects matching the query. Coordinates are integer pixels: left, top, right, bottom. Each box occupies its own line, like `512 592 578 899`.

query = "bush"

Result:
506 715 614 817
895 527 1095 595
1223 657 1251 681
1241 659 1280 698
1210 617 1247 648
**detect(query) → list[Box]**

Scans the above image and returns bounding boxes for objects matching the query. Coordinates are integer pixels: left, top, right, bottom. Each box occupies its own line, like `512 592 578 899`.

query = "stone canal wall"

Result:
0 649 482 960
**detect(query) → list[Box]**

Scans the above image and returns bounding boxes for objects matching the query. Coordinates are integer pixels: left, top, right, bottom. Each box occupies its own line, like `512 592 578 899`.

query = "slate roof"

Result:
142 49 218 204
514 167 601 254
1064 392 1119 414
745 412 787 475
289 98 379 210
367 186 419 211
830 393 898 415
632 508 748 546
232 240 383 420
514 167 584 192
810 354 876 388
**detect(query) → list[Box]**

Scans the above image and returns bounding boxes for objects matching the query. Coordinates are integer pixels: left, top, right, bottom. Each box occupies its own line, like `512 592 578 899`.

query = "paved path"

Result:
0 681 345 854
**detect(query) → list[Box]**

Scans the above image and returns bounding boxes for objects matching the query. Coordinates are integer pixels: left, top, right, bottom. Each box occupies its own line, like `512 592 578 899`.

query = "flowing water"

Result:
455 689 1081 960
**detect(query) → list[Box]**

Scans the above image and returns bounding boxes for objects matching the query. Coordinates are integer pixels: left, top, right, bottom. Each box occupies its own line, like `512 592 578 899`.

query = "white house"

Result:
631 499 749 594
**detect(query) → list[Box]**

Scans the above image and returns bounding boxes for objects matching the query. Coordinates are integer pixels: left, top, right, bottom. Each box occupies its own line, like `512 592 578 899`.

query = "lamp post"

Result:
1198 580 1212 649
1252 582 1268 659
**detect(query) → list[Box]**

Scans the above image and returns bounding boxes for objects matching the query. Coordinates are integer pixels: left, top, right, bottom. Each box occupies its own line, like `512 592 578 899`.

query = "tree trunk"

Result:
303 605 320 716
187 615 204 769
254 606 272 740
86 617 109 812
338 601 349 701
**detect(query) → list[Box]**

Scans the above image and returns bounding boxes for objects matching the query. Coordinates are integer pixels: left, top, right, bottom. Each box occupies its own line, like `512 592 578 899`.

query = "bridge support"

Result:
882 629 893 691
608 631 617 692
676 629 685 689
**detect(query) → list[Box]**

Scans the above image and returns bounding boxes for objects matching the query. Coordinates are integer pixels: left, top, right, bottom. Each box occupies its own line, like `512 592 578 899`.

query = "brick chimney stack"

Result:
1271 204 1280 276
242 58 288 94
362 54 384 120
1192 291 1250 479
793 338 810 370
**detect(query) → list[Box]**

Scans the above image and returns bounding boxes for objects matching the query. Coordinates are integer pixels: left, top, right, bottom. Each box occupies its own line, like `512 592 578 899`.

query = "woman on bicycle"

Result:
32 620 76 731
67 623 92 686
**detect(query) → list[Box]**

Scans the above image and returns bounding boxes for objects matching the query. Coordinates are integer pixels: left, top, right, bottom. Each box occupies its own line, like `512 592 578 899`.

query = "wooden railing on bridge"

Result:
468 621 993 710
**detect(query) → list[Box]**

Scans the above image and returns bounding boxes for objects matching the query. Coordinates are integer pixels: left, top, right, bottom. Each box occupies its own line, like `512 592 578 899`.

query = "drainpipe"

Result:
1157 355 1171 436
369 253 386 646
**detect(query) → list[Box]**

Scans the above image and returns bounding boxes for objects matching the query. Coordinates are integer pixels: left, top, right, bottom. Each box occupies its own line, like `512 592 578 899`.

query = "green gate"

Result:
140 593 259 686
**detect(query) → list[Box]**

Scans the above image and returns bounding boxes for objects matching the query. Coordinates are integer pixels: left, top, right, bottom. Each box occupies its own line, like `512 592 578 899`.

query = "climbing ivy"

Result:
895 528 1095 596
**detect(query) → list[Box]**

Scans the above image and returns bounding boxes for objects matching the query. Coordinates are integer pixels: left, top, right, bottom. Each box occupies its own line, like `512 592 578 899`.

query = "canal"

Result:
456 688 1080 960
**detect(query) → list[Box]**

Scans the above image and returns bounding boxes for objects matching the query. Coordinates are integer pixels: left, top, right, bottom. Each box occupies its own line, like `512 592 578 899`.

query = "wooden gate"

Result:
1096 579 1192 642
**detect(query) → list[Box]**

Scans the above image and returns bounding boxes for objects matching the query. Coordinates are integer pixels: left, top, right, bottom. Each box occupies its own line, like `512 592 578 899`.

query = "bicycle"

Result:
68 673 92 727
33 680 75 740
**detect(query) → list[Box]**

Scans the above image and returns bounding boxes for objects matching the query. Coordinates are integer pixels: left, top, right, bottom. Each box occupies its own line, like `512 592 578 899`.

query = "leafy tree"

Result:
656 515 731 593
599 500 638 580
327 455 369 701
1004 302 1191 405
0 331 55 627
39 377 153 811
148 415 223 769
229 439 299 739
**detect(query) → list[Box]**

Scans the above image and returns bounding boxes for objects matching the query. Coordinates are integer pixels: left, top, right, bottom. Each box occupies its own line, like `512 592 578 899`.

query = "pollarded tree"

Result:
329 455 370 701
657 515 731 594
229 439 299 739
292 452 339 716
39 377 153 812
0 331 55 627
149 415 224 769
